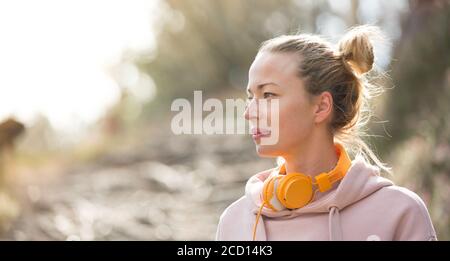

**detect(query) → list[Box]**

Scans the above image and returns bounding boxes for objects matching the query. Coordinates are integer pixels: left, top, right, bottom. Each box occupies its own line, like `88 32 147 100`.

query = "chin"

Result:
255 144 280 158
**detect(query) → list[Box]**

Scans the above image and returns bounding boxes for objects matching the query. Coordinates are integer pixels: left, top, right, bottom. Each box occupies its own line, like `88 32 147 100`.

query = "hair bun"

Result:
338 25 381 75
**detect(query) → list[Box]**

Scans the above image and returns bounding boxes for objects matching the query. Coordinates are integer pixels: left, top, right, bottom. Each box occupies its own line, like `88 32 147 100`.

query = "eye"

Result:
263 92 276 99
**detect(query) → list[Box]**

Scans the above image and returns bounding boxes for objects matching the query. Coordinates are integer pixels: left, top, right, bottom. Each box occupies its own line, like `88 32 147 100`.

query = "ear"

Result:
313 91 333 124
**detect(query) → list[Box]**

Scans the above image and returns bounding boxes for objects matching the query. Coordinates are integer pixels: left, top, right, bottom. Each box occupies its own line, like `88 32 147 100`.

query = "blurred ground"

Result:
0 125 273 240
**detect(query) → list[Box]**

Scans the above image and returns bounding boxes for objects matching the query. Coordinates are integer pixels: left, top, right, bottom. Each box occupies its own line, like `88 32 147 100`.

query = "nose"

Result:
244 98 258 121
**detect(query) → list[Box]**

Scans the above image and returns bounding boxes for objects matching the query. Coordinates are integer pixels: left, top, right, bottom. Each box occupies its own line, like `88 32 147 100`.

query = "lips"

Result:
251 127 271 139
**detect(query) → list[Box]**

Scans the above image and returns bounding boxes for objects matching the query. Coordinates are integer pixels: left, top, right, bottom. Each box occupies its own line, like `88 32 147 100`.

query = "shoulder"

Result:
216 168 275 240
374 184 437 240
219 196 249 220
220 167 275 219
215 195 250 240
376 185 430 213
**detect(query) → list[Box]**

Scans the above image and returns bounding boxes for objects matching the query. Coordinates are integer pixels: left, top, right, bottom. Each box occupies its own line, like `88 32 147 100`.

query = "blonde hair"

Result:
260 25 391 174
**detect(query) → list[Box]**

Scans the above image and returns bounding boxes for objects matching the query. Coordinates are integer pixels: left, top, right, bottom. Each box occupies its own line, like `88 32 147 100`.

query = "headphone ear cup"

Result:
262 176 286 211
277 173 313 209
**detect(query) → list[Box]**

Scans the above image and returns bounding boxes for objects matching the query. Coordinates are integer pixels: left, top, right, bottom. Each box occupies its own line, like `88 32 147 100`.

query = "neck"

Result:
282 134 338 178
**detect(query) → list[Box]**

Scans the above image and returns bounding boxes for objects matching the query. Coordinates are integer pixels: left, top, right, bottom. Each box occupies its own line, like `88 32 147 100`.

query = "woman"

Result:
215 25 437 241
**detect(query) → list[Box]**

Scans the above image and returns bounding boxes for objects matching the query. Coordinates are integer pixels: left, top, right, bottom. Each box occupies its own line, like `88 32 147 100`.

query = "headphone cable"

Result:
252 202 266 241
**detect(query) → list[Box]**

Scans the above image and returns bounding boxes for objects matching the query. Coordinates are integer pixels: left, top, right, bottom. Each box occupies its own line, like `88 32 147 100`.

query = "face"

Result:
244 51 327 158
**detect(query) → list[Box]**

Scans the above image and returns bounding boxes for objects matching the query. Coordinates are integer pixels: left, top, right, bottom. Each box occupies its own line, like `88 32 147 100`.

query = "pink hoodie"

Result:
215 156 437 241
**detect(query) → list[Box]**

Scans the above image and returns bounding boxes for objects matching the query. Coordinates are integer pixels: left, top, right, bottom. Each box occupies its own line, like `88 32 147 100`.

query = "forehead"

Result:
248 51 300 84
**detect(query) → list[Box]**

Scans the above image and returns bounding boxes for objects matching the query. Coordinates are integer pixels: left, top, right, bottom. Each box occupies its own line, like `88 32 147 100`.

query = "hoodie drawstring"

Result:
253 204 344 241
328 206 343 241
253 204 343 241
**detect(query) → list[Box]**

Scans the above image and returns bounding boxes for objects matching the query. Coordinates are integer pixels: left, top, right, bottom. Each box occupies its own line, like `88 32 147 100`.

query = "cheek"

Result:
278 99 315 143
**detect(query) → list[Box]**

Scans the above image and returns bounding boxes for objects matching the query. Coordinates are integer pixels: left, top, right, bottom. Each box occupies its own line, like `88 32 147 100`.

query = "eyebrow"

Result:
247 82 279 95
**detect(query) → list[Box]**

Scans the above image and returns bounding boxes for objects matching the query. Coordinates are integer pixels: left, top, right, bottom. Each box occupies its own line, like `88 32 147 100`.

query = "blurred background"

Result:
0 0 449 240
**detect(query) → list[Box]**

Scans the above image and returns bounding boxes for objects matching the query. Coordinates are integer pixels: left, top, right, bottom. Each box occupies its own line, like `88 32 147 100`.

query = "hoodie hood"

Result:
245 155 394 240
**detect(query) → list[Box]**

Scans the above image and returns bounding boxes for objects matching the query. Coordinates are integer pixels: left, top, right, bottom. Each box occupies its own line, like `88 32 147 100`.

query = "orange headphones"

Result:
252 143 351 240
